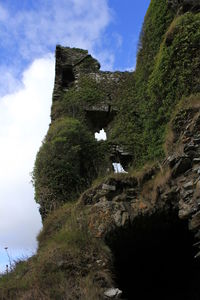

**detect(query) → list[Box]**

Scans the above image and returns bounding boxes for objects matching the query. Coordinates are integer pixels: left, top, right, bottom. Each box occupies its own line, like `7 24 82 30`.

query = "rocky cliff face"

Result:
76 102 200 299
1 0 200 299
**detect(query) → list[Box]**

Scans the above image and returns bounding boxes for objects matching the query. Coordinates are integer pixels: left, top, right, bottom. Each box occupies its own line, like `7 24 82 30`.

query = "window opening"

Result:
112 162 128 173
95 128 107 141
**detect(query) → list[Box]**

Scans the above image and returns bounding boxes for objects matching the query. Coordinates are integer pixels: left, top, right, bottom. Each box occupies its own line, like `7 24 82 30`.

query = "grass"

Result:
1 2 200 299
164 93 200 155
0 203 112 300
140 167 171 204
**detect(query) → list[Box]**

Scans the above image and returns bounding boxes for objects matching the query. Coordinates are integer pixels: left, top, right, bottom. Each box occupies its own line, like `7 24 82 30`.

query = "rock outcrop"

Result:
1 0 200 299
79 107 200 242
77 105 200 299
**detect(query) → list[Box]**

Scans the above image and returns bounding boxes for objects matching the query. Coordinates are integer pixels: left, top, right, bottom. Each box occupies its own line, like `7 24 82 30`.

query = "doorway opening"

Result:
112 162 128 173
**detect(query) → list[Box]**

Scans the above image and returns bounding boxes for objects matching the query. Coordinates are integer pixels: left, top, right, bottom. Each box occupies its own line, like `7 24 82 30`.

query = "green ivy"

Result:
33 117 107 219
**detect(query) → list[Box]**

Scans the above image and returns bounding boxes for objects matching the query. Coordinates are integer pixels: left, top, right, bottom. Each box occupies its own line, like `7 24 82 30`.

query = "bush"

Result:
33 117 105 218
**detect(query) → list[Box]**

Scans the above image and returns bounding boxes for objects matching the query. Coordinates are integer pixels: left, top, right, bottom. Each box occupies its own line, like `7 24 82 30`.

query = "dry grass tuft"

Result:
0 202 112 300
164 93 200 155
141 167 171 204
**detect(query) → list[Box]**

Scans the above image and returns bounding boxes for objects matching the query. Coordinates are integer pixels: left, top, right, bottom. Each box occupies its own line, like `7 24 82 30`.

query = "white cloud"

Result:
0 0 115 269
0 0 111 64
0 67 21 98
94 49 115 71
0 55 55 258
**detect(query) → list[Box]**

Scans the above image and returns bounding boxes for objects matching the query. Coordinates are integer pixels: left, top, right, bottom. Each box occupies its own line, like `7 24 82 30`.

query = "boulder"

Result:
179 200 194 219
189 211 200 231
172 157 192 178
168 155 179 168
183 181 194 190
104 288 122 298
193 158 200 164
186 150 198 159
102 184 116 191
194 138 200 145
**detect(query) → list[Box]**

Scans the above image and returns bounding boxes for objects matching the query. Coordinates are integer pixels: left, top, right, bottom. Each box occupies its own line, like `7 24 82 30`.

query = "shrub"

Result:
33 117 105 218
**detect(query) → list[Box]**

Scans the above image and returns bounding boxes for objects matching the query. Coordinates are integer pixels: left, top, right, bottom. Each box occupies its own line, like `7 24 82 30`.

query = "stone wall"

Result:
52 46 133 167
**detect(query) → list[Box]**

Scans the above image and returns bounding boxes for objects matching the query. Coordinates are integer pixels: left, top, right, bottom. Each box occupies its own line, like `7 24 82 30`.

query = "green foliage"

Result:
33 117 106 218
111 6 200 166
36 2 200 215
51 75 108 120
145 12 200 158
1 2 200 299
107 0 175 166
0 203 112 300
136 0 174 82
108 74 145 164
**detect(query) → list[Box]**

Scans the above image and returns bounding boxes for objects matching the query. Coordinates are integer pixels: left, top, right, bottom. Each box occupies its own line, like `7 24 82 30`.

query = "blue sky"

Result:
0 0 150 272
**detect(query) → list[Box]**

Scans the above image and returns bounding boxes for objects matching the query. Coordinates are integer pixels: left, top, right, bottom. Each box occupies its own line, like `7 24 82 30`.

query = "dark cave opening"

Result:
106 212 200 300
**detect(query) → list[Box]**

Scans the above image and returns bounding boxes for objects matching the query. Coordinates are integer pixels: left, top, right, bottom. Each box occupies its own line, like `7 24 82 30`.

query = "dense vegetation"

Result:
33 0 200 216
33 117 107 218
1 1 200 298
0 203 112 299
110 2 200 164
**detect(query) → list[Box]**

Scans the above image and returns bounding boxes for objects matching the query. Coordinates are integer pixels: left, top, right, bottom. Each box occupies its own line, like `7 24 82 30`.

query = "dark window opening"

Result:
85 109 116 134
106 212 200 300
62 66 75 88
182 3 193 12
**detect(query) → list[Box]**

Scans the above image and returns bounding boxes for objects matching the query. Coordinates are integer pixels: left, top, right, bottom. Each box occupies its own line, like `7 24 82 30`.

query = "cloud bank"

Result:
0 0 113 96
0 55 55 269
0 0 113 270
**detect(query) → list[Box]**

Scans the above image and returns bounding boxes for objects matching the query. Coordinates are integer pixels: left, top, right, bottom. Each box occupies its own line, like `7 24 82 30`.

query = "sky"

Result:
0 0 150 272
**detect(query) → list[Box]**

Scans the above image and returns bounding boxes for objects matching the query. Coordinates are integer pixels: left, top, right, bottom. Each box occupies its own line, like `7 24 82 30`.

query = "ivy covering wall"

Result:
33 0 200 217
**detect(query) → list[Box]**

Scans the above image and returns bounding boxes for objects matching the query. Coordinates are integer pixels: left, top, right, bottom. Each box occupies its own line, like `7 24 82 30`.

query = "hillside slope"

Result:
0 0 200 299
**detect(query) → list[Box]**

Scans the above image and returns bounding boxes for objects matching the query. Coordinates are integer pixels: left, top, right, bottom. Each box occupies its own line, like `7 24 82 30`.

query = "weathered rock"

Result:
127 188 137 196
183 181 194 190
193 166 200 175
184 143 195 152
104 288 122 298
184 131 193 137
102 184 116 191
181 189 194 200
189 211 200 231
193 158 200 164
172 157 192 178
122 212 129 226
194 250 200 259
194 138 200 145
195 229 200 239
114 210 122 227
186 150 198 159
179 200 194 219
167 155 178 168
112 193 127 202
196 180 200 190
